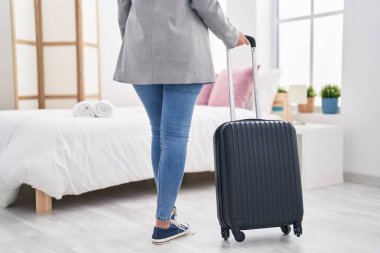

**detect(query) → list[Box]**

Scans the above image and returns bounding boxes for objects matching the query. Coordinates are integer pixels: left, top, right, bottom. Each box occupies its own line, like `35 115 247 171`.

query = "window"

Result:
277 0 344 94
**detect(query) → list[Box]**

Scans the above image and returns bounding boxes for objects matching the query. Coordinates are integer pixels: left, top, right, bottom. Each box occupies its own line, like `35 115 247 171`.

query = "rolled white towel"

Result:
94 100 115 118
73 101 95 117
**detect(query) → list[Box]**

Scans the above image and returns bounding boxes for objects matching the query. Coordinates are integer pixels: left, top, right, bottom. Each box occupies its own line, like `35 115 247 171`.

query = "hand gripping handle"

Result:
226 35 262 121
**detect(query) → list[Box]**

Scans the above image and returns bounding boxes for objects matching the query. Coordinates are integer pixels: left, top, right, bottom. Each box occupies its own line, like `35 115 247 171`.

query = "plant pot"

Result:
272 93 291 121
298 97 315 113
322 98 339 114
272 93 288 112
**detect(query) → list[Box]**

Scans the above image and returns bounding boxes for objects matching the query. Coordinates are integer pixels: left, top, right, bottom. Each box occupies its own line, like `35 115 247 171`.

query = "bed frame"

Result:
35 189 52 213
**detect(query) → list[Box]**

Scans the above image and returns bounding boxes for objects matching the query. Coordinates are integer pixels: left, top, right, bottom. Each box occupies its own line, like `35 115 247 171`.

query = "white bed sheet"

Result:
0 106 280 207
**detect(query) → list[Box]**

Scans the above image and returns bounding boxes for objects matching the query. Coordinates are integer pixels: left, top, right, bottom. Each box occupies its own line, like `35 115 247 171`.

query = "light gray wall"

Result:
340 0 380 178
0 0 16 110
256 0 276 70
227 0 276 70
227 0 257 69
98 0 142 107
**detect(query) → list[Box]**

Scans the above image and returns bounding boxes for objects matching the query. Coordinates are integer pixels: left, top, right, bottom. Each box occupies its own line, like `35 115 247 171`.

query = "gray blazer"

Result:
113 0 240 85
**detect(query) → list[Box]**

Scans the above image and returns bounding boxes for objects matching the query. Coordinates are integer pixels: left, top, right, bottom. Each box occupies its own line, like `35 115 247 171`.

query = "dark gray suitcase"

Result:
213 36 304 242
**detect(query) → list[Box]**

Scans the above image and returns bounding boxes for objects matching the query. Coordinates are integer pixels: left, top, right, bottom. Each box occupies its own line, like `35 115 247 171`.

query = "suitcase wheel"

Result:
221 227 230 241
232 228 245 242
293 221 303 237
280 225 291 235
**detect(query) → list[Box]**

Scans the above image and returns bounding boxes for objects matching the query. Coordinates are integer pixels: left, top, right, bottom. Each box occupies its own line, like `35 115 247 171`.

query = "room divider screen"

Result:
10 0 101 110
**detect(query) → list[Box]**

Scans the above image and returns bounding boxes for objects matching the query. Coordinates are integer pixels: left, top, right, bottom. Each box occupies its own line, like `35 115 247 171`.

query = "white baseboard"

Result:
344 172 380 188
303 177 344 190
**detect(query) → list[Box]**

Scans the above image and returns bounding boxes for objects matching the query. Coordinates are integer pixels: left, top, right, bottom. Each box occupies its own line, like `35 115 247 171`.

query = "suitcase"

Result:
213 35 304 242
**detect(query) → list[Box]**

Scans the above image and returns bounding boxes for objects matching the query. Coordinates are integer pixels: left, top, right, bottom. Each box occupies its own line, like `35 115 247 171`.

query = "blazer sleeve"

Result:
117 0 132 39
190 0 240 49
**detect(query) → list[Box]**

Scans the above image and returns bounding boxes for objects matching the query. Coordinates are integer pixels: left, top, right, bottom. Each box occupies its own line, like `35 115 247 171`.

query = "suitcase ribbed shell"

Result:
214 119 304 230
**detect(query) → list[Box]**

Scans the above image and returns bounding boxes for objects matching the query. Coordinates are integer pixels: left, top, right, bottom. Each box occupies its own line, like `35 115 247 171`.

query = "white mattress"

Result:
0 106 280 207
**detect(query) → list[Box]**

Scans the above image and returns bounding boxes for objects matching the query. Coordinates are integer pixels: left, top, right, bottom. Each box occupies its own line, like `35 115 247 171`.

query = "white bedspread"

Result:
0 106 280 207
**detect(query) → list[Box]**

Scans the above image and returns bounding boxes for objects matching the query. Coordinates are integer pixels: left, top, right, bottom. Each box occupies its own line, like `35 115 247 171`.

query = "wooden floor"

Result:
1 172 379 253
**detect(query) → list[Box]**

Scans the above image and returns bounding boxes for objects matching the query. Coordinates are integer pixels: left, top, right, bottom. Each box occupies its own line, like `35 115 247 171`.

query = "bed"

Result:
0 105 281 212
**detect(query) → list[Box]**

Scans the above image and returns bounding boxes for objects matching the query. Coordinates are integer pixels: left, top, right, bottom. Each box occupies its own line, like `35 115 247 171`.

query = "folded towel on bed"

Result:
94 100 115 118
73 100 115 118
73 101 95 117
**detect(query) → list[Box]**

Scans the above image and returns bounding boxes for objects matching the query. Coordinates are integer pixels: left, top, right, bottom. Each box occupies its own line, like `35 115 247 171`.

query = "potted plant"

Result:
298 85 316 113
272 87 288 112
277 87 287 94
321 84 341 114
272 87 291 121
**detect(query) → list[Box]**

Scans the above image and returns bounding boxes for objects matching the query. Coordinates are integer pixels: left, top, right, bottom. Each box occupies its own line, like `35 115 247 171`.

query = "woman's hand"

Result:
236 32 250 47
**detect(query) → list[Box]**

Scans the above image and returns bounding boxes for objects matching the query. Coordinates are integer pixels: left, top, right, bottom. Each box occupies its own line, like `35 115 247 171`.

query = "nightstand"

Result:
293 123 344 190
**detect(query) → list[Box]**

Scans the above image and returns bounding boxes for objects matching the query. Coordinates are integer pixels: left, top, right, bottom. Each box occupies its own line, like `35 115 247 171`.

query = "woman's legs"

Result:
132 84 163 190
155 83 203 222
132 83 203 228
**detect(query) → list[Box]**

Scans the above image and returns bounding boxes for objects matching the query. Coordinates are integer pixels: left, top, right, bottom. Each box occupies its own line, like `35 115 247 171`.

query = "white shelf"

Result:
294 123 344 190
294 123 343 134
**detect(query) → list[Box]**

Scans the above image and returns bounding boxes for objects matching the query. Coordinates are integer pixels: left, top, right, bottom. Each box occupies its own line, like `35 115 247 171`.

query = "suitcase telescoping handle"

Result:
226 35 262 121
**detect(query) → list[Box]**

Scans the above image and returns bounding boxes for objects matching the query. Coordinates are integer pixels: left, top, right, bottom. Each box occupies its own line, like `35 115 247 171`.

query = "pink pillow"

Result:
208 67 253 108
196 83 214 105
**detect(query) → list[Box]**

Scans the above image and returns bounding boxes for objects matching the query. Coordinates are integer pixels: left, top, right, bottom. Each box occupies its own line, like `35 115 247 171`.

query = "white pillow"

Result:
246 69 281 117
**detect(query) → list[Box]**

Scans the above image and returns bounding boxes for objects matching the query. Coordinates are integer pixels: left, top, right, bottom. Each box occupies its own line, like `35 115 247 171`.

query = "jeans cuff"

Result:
156 216 171 221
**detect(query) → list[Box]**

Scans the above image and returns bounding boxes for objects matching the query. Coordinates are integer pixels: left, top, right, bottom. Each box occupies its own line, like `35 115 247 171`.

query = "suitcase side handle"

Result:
226 35 262 121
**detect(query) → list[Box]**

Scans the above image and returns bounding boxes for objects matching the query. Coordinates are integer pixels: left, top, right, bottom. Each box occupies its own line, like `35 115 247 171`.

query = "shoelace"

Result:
170 219 189 231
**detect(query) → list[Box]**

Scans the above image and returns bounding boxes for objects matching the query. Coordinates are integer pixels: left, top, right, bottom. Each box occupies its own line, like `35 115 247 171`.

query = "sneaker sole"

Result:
152 231 193 245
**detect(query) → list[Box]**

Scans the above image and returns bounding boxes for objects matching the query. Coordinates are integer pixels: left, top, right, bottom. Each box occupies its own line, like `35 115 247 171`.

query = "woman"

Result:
113 0 249 244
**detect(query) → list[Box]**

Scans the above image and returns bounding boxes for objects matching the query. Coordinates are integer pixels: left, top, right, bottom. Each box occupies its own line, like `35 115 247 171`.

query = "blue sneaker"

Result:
152 220 191 244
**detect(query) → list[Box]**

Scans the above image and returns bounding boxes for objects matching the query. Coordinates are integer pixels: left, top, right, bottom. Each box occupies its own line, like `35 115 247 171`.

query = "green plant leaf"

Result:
321 84 341 98
278 86 287 93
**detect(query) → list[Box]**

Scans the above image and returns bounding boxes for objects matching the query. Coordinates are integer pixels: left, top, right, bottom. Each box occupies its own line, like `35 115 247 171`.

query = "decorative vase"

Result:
272 93 287 112
272 93 291 121
322 98 339 114
298 97 315 113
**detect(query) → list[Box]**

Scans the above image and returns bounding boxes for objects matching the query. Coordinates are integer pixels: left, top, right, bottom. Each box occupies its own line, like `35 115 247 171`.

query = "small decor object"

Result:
94 100 115 118
272 87 288 112
288 85 307 124
73 101 95 117
321 84 341 114
277 87 287 94
298 85 317 113
272 87 291 121
73 100 115 118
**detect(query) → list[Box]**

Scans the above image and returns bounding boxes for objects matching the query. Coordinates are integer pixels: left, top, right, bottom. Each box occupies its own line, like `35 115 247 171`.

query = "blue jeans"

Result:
132 83 204 220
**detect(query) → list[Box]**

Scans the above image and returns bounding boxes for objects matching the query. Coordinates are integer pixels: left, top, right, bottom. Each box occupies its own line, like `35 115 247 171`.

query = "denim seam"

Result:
155 130 164 218
164 88 200 94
